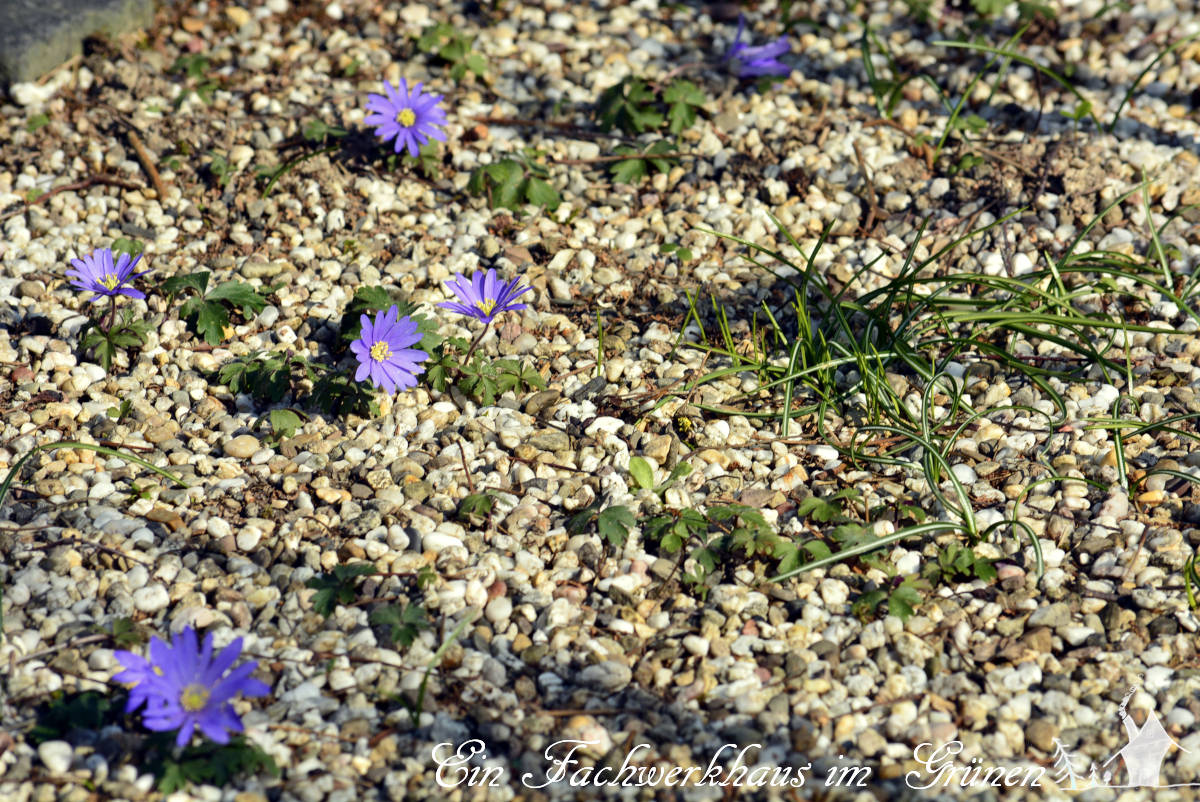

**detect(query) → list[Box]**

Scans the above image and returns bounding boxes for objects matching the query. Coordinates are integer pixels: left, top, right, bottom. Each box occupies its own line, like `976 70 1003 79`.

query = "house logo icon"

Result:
1054 676 1193 790
1101 678 1189 788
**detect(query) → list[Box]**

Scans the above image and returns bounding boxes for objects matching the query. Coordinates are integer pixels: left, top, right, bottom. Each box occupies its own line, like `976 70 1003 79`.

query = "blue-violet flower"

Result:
725 15 791 79
66 247 150 302
437 269 531 325
363 79 448 157
113 627 270 748
350 305 428 394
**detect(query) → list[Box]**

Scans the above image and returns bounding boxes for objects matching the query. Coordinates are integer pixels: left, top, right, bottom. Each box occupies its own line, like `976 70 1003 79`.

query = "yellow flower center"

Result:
180 684 210 712
98 273 120 290
396 108 416 127
370 341 392 362
476 299 496 317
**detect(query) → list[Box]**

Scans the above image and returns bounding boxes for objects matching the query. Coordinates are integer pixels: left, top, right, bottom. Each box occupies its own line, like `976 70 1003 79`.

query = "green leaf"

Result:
464 52 487 76
691 547 717 576
971 0 1009 15
802 539 833 561
610 157 647 185
303 119 347 143
369 603 430 648
108 617 145 648
795 495 842 523
665 460 692 485
775 542 802 576
484 160 523 186
111 237 144 257
524 177 560 210
305 562 376 617
30 691 120 744
662 79 706 107
596 77 665 135
627 457 655 491
889 585 923 621
151 736 278 793
852 590 887 621
663 80 706 134
87 336 116 371
458 492 495 524
162 271 210 298
268 409 303 440
492 174 524 211
193 300 230 345
207 281 271 315
597 505 634 546
26 113 50 132
974 560 998 582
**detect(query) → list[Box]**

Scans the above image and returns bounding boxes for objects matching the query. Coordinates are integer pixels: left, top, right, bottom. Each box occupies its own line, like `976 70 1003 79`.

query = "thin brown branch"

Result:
98 439 155 452
468 115 642 144
0 174 144 221
852 140 881 235
97 100 168 200
551 152 696 166
13 536 150 567
126 130 169 200
459 439 475 494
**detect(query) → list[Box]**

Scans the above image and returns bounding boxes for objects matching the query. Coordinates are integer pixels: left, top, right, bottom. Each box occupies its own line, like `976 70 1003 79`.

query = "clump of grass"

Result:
660 178 1192 585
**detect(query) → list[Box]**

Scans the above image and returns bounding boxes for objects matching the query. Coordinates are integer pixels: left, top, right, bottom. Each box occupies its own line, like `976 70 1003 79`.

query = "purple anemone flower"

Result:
350 305 428 394
113 627 270 749
363 79 447 158
725 16 791 79
66 248 150 302
437 269 531 325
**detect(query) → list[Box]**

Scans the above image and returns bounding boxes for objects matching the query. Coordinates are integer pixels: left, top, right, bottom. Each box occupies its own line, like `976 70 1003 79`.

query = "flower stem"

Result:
104 295 117 332
463 323 491 363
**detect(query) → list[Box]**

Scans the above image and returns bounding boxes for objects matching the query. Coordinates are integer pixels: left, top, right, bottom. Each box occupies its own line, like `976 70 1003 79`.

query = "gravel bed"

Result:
4 0 1200 800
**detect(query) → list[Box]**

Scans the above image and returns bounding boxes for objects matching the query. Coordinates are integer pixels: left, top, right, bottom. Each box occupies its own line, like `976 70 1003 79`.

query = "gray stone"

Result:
580 660 632 692
0 0 153 86
37 740 72 774
528 429 570 452
1027 602 1071 630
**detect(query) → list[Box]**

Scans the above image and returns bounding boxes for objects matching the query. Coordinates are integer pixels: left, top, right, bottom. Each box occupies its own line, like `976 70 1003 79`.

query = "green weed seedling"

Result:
79 308 153 371
467 154 560 213
595 76 709 137
643 503 781 595
397 612 478 728
457 491 497 527
305 563 377 618
369 603 431 649
148 734 278 794
627 456 693 499
170 53 219 107
923 541 997 585
610 141 679 185
162 272 277 345
416 23 487 81
568 501 635 548
596 77 664 135
660 241 694 262
852 576 929 623
251 408 306 446
256 119 347 198
423 332 545 406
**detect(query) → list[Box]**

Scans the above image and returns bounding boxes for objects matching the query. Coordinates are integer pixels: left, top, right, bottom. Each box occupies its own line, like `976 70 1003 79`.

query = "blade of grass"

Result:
1 441 190 511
